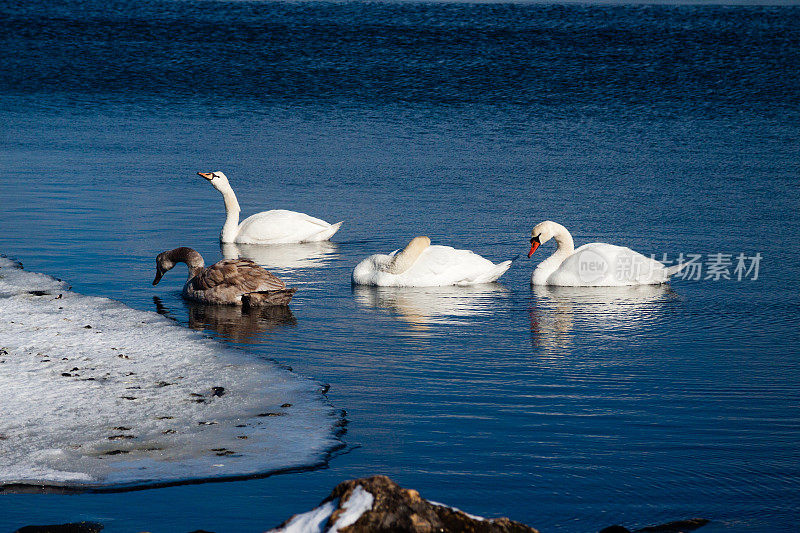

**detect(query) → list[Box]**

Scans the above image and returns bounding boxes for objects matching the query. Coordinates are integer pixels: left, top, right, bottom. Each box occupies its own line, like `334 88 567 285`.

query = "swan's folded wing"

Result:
414 246 467 276
412 246 499 284
237 210 337 244
556 243 669 286
192 259 286 293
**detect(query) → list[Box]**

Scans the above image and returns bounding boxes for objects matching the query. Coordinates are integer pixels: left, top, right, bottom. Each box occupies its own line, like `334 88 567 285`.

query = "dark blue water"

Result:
2 1 799 532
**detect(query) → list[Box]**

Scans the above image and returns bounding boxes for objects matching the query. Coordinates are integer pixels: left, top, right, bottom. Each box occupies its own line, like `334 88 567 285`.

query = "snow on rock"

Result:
270 500 338 533
329 485 374 532
0 257 341 489
269 475 540 533
268 485 374 533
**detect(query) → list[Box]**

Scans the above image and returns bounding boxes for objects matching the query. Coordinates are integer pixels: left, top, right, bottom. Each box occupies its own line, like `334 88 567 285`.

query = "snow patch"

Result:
329 485 374 532
0 258 340 489
270 499 338 533
268 485 373 533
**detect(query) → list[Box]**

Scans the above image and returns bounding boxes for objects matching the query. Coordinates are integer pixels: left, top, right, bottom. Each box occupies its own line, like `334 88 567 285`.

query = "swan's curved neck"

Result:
532 224 575 284
167 247 205 279
386 236 430 274
216 183 241 243
550 223 575 257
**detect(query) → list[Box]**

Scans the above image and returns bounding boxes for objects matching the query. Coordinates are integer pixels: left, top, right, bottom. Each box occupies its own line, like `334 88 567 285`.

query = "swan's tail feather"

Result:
304 221 343 242
495 259 514 278
242 288 297 307
468 260 513 284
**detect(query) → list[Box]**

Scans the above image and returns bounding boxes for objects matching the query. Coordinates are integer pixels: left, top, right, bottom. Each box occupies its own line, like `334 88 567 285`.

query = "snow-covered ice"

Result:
0 256 341 489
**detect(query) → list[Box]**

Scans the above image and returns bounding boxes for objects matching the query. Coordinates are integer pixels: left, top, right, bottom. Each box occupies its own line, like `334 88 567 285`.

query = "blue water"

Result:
2 1 800 532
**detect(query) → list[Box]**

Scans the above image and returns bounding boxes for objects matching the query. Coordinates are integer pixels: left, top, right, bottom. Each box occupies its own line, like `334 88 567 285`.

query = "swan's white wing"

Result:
409 246 489 284
353 246 511 287
396 246 510 286
550 243 669 286
235 210 341 244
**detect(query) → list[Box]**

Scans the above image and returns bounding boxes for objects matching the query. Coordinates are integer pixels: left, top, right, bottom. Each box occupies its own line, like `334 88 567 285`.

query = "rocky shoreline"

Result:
12 475 708 533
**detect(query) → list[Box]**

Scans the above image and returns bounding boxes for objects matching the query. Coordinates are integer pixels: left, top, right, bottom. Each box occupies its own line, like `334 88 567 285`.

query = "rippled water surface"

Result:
1 1 799 531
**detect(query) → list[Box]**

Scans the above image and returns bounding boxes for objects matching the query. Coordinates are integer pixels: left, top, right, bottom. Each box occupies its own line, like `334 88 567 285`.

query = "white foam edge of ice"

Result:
268 485 374 533
0 256 341 488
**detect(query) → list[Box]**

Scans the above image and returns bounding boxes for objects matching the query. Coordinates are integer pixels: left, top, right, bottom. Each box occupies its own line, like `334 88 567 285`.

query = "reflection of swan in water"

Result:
222 241 339 271
153 296 296 343
529 284 674 354
353 284 510 329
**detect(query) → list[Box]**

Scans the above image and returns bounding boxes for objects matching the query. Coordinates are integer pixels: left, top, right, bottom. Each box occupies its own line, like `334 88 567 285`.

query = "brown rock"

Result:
273 475 539 533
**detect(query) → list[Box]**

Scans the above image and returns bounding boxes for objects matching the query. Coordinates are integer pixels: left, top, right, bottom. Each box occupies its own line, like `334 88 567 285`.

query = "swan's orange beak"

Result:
528 239 540 258
197 172 214 180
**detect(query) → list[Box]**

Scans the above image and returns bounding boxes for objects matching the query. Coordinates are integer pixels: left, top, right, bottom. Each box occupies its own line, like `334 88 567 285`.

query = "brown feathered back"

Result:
190 259 286 294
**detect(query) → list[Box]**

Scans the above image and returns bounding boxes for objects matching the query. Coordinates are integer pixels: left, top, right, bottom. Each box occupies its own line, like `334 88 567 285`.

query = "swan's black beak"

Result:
197 172 214 180
528 236 541 258
153 269 164 286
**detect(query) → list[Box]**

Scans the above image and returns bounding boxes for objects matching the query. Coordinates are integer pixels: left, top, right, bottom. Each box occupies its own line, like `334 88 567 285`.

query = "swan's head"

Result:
153 251 176 286
197 171 230 192
528 220 558 257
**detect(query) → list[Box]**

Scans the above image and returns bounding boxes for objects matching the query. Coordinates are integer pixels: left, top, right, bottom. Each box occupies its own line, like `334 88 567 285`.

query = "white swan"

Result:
352 236 512 287
198 171 343 244
528 221 684 286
